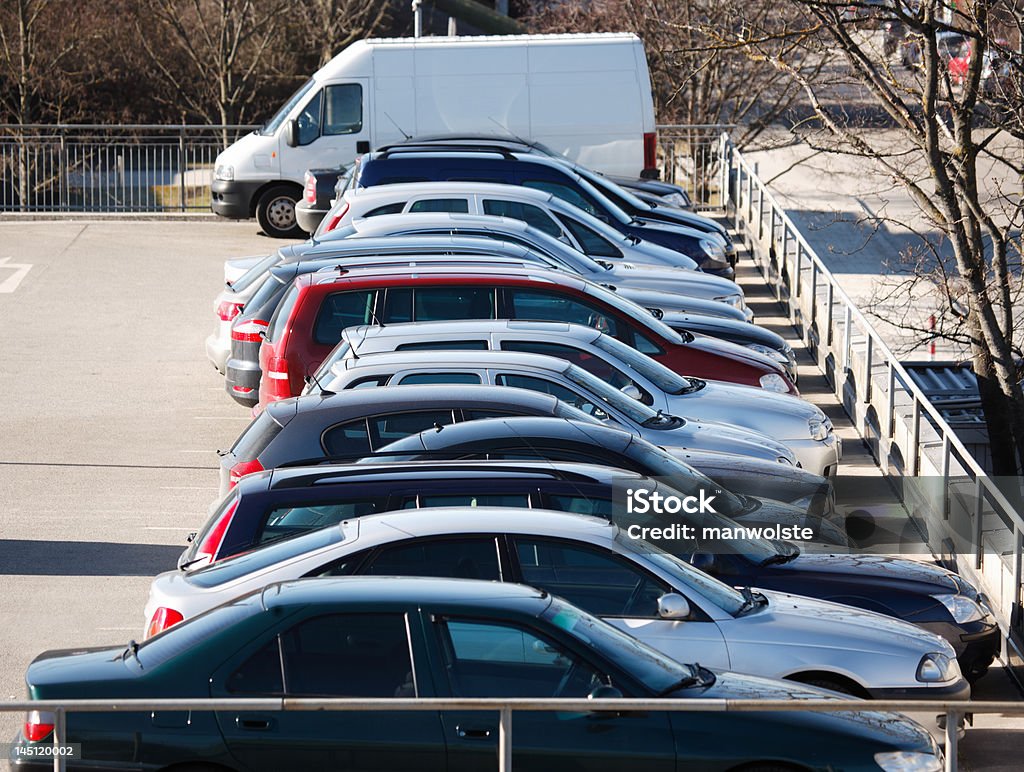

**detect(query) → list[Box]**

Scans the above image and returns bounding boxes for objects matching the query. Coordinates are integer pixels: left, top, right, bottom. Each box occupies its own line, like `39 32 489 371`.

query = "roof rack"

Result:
375 143 519 160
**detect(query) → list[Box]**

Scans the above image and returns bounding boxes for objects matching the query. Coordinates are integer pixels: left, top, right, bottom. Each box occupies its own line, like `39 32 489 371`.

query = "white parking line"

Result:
159 486 217 490
193 416 251 420
0 257 33 293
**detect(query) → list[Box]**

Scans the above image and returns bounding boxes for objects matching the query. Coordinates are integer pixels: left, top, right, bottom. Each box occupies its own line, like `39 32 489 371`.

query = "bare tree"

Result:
290 0 391 69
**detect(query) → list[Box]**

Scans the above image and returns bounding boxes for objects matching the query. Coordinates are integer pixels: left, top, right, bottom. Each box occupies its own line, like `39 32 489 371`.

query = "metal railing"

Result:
719 134 1024 664
655 124 736 208
0 124 258 213
4 696 1019 772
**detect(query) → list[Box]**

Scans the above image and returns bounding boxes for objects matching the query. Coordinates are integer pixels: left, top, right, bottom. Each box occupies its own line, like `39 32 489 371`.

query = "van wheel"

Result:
256 185 303 238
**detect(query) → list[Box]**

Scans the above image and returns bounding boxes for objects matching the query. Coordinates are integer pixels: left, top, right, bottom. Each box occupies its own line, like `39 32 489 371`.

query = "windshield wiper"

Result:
737 587 767 616
760 551 799 566
655 671 700 696
123 639 140 662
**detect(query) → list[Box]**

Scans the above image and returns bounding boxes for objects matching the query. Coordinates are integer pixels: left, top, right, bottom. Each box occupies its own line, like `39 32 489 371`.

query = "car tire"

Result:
255 185 304 239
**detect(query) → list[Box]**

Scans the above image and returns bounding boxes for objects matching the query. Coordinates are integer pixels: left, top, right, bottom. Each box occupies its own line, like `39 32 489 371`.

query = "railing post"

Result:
940 434 951 518
825 283 835 346
178 126 187 212
794 241 802 299
498 706 513 772
53 706 66 772
1012 524 1023 625
974 477 985 570
842 305 853 374
863 334 873 402
58 127 68 212
944 710 958 772
910 399 921 476
887 361 897 435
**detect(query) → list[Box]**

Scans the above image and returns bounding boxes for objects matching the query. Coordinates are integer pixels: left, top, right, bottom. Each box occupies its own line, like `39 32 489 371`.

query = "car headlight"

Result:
747 342 789 364
874 751 943 772
808 416 833 441
214 164 234 181
700 239 725 260
712 293 743 309
916 652 959 682
660 192 689 208
759 373 789 393
933 593 990 624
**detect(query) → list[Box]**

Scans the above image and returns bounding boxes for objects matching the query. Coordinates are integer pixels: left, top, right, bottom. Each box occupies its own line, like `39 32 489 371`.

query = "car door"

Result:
283 81 371 181
428 615 676 772
211 610 445 772
510 537 731 670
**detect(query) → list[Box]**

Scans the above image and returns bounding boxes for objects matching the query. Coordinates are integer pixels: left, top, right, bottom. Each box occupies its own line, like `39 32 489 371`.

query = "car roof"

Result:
294 262 581 287
288 383 564 415
291 234 535 259
347 181 555 205
266 459 646 489
351 212 536 236
341 319 603 347
335 348 574 374
261 574 550 612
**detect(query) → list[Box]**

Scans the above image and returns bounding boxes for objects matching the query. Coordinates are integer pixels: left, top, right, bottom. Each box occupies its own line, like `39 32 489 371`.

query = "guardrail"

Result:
0 124 258 213
4 696 1017 772
656 124 735 208
718 134 1024 675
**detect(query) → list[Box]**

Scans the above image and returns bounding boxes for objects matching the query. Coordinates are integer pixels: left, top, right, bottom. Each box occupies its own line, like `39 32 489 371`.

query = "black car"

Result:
353 147 735 276
295 166 346 234
606 174 694 210
11 577 942 772
371 416 1000 681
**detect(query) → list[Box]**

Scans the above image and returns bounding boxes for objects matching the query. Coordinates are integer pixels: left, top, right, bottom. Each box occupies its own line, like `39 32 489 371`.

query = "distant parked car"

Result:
372 417 1000 680
606 174 694 210
313 320 838 475
147 507 969 724
10 577 945 771
256 264 795 408
295 165 348 234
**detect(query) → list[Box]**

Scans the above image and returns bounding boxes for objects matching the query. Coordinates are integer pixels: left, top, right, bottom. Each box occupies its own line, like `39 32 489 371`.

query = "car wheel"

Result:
790 675 865 698
255 185 304 239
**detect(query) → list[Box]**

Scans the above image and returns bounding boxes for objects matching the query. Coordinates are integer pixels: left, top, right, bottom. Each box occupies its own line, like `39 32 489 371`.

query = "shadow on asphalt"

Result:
0 539 182 575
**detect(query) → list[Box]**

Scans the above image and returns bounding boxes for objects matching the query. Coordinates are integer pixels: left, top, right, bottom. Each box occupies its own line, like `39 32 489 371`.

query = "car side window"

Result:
634 331 664 356
506 289 617 336
461 409 527 420
437 619 605 698
227 638 284 695
500 340 642 395
257 500 382 545
396 340 489 351
368 410 457 447
482 199 563 238
522 180 597 215
364 537 501 580
364 202 406 218
403 492 532 509
314 290 377 345
322 84 362 135
396 372 482 385
408 198 470 213
554 213 623 258
281 614 415 697
412 287 496 322
513 538 669 618
344 375 390 390
322 418 372 457
544 493 616 518
296 90 323 145
495 373 609 420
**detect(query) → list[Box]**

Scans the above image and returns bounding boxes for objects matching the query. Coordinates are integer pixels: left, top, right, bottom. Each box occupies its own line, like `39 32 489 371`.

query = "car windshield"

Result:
626 441 746 516
583 284 684 344
541 596 695 693
577 166 656 213
562 364 671 427
592 335 697 394
230 253 282 293
262 78 316 135
615 530 746 615
245 272 289 316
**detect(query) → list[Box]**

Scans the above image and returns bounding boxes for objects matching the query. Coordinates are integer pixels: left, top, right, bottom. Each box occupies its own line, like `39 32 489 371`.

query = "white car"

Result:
307 348 800 468
206 253 280 372
316 180 709 271
145 507 968 712
313 320 841 476
317 210 751 319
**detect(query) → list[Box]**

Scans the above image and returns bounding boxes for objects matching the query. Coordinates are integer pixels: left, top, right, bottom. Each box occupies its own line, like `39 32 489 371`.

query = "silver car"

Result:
318 211 752 319
316 320 841 476
311 349 799 467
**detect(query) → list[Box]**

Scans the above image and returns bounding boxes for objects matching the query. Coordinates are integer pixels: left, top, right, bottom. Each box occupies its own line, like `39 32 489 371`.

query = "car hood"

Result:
751 589 952 656
607 263 737 295
678 671 934 750
656 419 794 463
670 381 823 427
776 553 960 593
612 286 747 322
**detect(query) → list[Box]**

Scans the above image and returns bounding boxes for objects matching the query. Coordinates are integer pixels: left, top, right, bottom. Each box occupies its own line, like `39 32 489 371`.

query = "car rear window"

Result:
267 285 300 344
231 409 285 458
137 594 262 668
314 290 376 344
230 254 281 293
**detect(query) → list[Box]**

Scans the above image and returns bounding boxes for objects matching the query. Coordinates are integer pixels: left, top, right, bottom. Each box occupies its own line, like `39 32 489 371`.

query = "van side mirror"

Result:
620 383 643 401
356 140 370 153
657 593 691 620
285 119 298 148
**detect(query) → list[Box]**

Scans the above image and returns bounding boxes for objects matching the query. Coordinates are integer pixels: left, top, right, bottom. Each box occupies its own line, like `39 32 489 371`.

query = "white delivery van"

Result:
210 33 657 236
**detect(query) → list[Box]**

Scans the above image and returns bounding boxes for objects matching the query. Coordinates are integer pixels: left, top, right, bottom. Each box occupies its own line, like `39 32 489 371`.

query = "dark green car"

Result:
13 577 940 771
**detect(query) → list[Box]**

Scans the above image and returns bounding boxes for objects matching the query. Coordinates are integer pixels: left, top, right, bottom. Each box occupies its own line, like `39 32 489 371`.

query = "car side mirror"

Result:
657 593 691 620
620 383 643 401
588 684 623 700
285 119 298 148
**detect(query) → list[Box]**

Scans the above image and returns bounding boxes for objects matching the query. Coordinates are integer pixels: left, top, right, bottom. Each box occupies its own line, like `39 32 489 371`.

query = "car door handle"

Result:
456 725 493 740
237 715 274 731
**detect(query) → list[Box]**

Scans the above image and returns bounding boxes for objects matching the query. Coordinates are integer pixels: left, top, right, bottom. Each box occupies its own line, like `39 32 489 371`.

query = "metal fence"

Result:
719 134 1024 675
655 124 735 208
0 124 258 213
4 695 1019 772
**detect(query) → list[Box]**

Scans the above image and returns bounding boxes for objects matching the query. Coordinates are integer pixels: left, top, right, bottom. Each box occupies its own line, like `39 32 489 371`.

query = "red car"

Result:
257 264 798 408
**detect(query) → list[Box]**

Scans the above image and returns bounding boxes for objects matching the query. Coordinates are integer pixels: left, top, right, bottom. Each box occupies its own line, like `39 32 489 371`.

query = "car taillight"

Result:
643 132 657 173
322 202 349 233
194 498 240 563
229 458 264 489
267 356 289 381
145 607 184 640
303 172 317 204
217 300 243 322
231 319 268 343
24 711 55 742
231 385 254 395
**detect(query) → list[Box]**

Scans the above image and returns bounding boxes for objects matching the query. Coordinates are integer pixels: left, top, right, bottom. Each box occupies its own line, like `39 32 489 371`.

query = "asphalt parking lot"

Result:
0 219 1021 770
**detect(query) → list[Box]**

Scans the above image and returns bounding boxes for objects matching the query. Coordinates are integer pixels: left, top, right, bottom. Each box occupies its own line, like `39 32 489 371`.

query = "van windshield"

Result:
262 78 316 135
